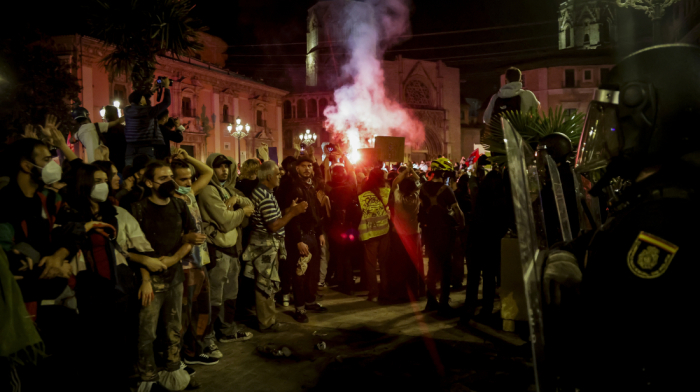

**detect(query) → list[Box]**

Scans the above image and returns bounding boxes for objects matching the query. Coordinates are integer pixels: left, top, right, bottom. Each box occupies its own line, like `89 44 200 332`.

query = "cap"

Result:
213 155 233 168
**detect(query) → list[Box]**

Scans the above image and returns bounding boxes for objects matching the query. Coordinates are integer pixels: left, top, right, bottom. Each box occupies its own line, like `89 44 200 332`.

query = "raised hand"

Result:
174 147 189 161
23 124 38 139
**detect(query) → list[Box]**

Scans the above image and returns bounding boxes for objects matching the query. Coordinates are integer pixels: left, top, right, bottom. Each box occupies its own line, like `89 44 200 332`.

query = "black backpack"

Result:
491 95 522 120
419 185 455 230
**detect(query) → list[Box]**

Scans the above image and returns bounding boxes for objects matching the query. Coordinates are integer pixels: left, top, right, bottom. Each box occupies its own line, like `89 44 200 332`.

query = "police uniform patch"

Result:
627 231 679 279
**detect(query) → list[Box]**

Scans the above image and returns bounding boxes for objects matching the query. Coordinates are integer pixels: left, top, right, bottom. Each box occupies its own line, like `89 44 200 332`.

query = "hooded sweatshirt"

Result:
483 81 540 123
198 153 253 255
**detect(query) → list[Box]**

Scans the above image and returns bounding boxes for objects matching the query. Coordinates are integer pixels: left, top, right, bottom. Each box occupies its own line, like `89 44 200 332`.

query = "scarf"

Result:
0 248 45 366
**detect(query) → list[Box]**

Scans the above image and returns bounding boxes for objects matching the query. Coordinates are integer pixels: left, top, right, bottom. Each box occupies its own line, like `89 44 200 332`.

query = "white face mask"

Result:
91 182 110 202
34 160 63 185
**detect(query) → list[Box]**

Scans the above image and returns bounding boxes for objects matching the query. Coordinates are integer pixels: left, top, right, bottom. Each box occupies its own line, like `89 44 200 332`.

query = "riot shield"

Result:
502 118 548 392
546 155 573 242
569 165 588 235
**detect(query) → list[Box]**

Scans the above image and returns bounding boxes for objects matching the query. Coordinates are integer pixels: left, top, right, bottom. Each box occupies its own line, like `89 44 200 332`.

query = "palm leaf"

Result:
89 0 204 91
482 106 585 165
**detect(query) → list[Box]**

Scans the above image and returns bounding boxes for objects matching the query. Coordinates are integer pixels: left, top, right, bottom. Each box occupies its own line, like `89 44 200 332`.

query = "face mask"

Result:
155 180 177 198
91 182 110 202
33 160 62 185
176 186 192 195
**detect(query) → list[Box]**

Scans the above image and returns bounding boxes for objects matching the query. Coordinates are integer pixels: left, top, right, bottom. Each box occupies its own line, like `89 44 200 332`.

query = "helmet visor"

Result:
575 100 620 176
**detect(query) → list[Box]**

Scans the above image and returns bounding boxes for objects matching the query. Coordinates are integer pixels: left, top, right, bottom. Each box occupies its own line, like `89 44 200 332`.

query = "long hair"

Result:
93 160 115 192
66 164 116 222
362 168 386 202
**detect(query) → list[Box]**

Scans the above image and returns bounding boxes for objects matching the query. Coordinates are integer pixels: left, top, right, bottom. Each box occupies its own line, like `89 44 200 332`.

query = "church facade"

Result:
51 33 288 164
282 1 463 163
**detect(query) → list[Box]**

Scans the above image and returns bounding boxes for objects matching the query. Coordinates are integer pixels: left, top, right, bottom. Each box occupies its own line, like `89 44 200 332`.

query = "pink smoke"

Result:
323 0 425 158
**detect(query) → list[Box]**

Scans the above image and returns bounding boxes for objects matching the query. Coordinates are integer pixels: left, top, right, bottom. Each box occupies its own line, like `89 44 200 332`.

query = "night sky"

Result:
11 0 654 105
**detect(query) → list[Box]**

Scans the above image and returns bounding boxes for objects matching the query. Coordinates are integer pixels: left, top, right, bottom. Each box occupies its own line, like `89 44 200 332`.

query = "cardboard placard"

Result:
374 136 405 163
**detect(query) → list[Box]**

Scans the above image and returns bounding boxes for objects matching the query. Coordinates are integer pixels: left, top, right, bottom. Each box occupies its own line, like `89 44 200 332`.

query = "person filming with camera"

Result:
124 76 172 166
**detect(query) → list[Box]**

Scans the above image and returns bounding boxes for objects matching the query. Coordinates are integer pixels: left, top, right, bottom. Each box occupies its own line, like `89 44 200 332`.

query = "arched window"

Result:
182 97 193 117
308 99 318 118
283 100 292 119
222 105 229 123
318 98 328 119
297 99 306 119
566 27 571 47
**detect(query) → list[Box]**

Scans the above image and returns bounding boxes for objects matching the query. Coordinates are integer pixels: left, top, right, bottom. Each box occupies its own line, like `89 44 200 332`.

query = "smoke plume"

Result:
323 0 425 159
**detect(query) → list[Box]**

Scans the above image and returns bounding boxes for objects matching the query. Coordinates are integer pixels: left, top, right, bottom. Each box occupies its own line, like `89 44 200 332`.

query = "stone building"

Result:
559 0 617 50
282 1 462 162
51 33 288 163
499 62 613 116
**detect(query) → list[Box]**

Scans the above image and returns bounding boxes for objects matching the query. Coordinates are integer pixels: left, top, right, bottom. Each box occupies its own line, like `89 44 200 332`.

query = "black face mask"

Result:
155 180 177 198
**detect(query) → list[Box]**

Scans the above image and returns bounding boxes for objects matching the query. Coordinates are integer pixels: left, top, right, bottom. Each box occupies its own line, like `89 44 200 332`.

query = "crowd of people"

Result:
0 78 504 392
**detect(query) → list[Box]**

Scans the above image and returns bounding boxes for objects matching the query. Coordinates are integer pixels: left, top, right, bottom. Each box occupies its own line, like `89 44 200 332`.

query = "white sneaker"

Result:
205 344 223 359
282 294 290 307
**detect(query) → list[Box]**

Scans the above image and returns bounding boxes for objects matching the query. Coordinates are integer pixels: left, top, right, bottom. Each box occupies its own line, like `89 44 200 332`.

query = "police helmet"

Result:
576 44 700 186
71 107 90 123
539 133 573 164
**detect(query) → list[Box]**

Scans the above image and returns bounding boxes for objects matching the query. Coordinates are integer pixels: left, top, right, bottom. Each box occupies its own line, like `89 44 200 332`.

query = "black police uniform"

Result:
568 155 700 391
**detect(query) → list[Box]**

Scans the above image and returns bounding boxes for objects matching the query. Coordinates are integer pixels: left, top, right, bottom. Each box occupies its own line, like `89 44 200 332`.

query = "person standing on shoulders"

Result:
483 67 540 122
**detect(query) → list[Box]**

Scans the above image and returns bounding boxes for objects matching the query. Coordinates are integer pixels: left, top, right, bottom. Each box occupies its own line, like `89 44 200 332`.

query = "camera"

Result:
156 76 168 86
327 143 336 153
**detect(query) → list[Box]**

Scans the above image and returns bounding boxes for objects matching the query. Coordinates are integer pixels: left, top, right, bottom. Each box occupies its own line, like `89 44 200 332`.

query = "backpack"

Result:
419 185 455 231
491 95 522 120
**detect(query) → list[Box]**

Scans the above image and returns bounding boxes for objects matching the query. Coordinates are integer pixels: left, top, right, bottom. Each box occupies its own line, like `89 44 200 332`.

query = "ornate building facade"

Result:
282 1 462 162
559 0 617 50
51 33 288 163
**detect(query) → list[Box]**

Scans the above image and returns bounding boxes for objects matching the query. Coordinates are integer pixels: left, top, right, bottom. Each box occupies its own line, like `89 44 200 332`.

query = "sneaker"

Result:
261 322 288 333
219 331 253 343
318 282 327 288
294 310 309 323
282 294 290 307
204 344 223 359
305 303 328 313
184 354 219 366
423 296 440 312
180 361 196 376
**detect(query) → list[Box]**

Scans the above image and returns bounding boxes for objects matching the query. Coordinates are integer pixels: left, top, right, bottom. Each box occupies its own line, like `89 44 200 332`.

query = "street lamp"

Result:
228 116 250 165
616 0 680 44
299 129 317 144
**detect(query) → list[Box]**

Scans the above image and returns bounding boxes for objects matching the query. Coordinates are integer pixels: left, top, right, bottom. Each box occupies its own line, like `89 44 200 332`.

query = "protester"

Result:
170 149 227 366
199 153 255 349
242 160 307 331
278 155 328 323
102 105 127 172
117 154 151 212
71 106 124 163
418 157 465 316
357 168 391 302
275 156 298 306
123 77 171 165
155 111 184 160
483 67 541 122
93 160 121 205
388 165 424 301
130 160 196 388
236 158 261 198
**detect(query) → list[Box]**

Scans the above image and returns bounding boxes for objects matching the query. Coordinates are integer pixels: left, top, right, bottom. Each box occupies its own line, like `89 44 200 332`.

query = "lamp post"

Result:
228 116 250 165
616 0 680 44
299 129 317 144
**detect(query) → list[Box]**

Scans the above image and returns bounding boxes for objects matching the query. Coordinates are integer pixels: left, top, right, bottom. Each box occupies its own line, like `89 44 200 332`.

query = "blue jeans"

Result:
125 144 155 166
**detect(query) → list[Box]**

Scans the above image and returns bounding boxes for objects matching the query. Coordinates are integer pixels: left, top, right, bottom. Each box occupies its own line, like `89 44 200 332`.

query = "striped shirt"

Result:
250 183 285 238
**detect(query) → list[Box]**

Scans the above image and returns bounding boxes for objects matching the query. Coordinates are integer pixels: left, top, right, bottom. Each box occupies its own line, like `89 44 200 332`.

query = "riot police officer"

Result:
544 44 700 391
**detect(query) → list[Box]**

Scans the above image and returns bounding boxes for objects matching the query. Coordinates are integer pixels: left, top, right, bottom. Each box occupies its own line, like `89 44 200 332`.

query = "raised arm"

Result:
174 148 213 196
39 114 78 162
